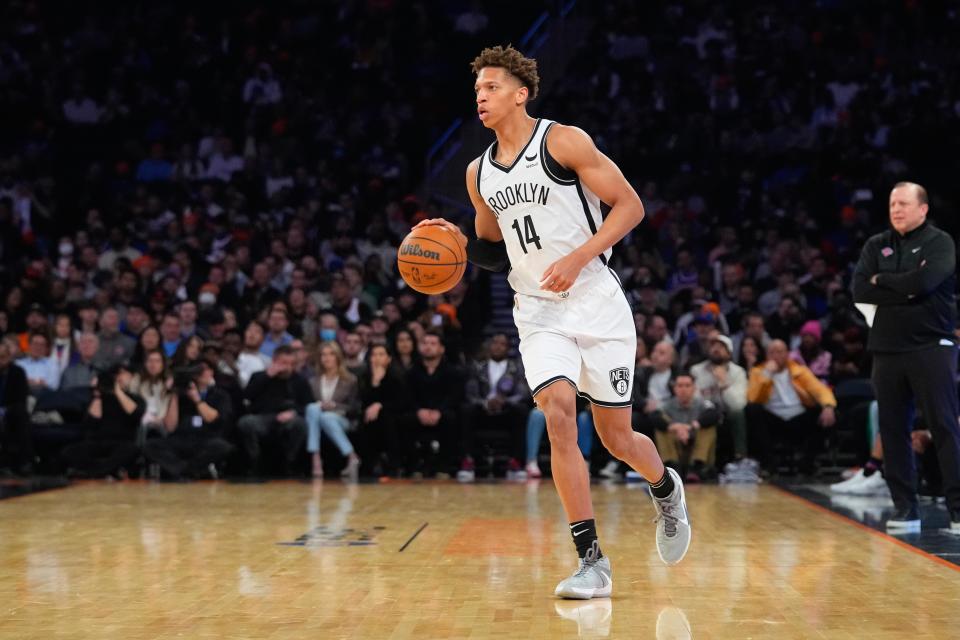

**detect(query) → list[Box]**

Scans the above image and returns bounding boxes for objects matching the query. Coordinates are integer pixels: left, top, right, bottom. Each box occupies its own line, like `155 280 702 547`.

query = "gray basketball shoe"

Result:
651 467 691 565
554 542 612 599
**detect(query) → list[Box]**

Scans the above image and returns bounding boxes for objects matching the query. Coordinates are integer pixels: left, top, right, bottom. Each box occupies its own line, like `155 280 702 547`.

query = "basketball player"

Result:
415 45 690 599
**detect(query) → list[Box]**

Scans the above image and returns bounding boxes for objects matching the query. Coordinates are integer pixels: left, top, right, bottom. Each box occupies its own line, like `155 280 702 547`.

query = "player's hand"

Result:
539 250 589 293
412 218 468 247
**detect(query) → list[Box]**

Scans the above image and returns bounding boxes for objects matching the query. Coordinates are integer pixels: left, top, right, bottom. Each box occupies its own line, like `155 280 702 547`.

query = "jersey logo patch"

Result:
609 367 630 397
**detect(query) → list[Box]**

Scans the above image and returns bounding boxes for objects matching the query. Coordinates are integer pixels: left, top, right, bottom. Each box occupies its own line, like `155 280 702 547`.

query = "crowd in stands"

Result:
1 2 958 484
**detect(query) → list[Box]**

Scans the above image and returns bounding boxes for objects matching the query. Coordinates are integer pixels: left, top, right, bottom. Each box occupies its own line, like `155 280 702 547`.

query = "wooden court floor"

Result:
1 480 958 639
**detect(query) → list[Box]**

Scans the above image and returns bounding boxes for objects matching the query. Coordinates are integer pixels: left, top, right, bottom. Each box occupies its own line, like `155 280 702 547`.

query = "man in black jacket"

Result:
143 361 235 480
405 330 463 478
852 181 960 533
237 345 310 476
0 341 32 475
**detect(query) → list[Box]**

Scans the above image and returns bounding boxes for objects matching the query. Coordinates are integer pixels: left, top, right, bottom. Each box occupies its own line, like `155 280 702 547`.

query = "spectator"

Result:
131 325 162 370
260 308 294 358
128 350 175 443
356 343 407 477
305 342 361 479
462 333 529 479
143 360 234 480
60 364 144 478
74 301 100 342
237 345 311 476
393 328 419 373
746 340 837 473
0 341 31 474
59 333 100 391
94 308 136 369
790 321 831 384
690 334 749 462
17 304 49 353
731 312 770 359
237 321 270 387
341 331 366 377
652 373 722 482
178 301 199 338
50 313 76 375
160 314 183 358
678 311 718 369
737 335 765 372
171 335 204 368
405 330 462 478
17 332 60 396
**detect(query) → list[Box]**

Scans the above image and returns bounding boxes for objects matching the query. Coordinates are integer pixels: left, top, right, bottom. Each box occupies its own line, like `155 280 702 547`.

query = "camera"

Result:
172 364 203 392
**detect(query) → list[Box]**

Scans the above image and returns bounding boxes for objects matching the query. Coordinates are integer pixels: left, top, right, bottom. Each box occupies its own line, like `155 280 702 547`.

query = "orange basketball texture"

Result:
397 226 467 294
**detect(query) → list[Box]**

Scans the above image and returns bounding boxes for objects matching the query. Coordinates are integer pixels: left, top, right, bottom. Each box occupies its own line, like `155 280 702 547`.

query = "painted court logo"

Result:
609 367 630 397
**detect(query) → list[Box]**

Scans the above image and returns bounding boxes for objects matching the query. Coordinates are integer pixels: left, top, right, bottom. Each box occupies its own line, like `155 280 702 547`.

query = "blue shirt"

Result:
260 332 293 358
16 356 61 390
163 340 181 358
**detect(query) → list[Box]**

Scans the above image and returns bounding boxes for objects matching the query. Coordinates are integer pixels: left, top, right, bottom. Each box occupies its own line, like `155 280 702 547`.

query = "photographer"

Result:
143 361 234 480
60 363 145 478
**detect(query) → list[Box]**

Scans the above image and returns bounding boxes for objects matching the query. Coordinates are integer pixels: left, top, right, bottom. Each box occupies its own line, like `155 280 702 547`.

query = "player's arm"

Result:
539 125 644 293
413 158 509 272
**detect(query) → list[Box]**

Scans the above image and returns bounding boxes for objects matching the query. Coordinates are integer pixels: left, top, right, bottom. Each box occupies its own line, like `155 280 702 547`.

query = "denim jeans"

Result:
305 403 354 456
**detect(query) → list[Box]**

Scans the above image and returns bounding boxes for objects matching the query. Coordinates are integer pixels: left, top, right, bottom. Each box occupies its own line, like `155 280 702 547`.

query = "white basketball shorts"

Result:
513 270 635 407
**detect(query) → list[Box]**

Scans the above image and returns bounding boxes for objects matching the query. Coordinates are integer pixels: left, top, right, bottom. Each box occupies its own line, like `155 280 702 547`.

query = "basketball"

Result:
397 225 467 294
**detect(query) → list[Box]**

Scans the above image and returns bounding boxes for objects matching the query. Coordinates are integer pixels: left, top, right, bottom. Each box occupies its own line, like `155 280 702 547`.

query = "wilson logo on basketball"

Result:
400 243 441 261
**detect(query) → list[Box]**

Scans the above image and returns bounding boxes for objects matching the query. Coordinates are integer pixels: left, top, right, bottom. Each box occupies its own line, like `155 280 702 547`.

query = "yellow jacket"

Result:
748 361 837 409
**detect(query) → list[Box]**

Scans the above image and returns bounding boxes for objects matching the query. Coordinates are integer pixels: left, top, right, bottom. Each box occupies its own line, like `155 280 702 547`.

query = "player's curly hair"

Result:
471 45 540 101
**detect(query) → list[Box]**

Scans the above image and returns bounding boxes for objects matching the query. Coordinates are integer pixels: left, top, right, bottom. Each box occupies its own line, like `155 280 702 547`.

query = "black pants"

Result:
0 407 33 469
143 435 235 478
461 404 526 464
61 438 140 477
872 346 960 511
237 413 307 472
745 404 821 471
404 413 458 475
356 413 401 475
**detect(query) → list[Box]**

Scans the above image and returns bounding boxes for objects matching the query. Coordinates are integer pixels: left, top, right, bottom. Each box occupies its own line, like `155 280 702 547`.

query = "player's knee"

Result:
537 388 577 446
598 429 632 461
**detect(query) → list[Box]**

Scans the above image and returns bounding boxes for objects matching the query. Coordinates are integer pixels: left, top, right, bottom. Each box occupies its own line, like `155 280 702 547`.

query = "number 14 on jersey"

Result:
511 215 542 254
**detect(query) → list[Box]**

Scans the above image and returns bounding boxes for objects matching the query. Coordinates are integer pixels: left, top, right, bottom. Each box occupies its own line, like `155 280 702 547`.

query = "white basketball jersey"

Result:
475 118 615 299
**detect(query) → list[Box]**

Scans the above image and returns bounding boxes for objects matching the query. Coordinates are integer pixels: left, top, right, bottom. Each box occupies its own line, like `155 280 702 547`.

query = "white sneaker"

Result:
525 461 542 478
651 468 691 566
554 546 612 600
847 471 889 496
598 461 620 479
830 468 867 494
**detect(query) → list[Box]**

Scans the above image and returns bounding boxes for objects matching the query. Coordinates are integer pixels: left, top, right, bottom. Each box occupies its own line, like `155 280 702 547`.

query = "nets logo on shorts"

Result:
609 367 630 397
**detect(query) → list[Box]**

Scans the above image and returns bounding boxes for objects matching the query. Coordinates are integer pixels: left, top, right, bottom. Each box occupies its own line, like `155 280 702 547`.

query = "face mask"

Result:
319 328 337 342
59 243 73 256
198 292 216 307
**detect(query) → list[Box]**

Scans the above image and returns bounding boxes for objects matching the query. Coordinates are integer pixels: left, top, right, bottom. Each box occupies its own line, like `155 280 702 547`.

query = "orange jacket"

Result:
748 360 837 409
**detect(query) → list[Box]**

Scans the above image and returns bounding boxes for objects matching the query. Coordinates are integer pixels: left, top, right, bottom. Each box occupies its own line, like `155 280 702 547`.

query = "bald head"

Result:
767 339 788 368
890 182 929 235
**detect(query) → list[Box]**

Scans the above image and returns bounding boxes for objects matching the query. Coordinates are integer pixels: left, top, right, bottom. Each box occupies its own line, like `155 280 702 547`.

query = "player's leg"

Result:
592 405 691 566
536 380 593 521
517 325 610 599
577 287 690 567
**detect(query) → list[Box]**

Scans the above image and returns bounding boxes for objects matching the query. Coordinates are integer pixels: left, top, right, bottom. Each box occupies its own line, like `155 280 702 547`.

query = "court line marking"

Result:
771 485 960 574
399 522 428 552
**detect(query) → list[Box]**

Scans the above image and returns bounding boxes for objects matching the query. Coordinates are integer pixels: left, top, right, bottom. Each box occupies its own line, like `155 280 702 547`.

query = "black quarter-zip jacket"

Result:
852 220 957 353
